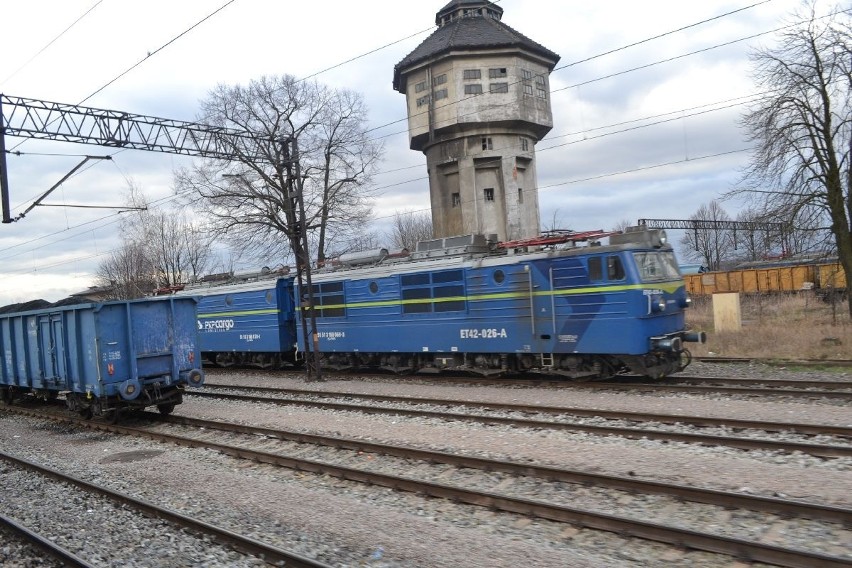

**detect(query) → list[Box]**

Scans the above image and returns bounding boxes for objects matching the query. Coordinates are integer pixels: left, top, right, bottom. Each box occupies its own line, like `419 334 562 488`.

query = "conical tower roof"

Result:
393 0 559 91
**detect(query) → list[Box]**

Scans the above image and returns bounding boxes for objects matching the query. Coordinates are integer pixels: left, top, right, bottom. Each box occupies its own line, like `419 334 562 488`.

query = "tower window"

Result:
489 68 507 79
464 84 483 95
522 69 533 81
483 187 494 201
434 73 447 85
489 82 508 93
463 69 481 80
523 84 533 95
536 75 547 98
518 187 524 203
520 137 529 151
481 137 493 150
434 88 448 100
416 94 431 107
452 192 461 207
414 80 427 93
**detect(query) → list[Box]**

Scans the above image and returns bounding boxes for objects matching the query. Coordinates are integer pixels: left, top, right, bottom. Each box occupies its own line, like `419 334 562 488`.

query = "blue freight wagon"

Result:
0 297 204 418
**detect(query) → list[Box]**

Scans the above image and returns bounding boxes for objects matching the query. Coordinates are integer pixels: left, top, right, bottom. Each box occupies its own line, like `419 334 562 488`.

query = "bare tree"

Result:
678 201 735 270
541 208 570 232
731 3 851 315
732 206 784 262
97 182 215 297
389 211 433 250
95 242 156 300
175 75 383 267
613 218 635 233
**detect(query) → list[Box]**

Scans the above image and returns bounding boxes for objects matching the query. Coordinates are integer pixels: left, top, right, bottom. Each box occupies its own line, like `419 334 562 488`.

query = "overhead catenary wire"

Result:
0 0 104 87
0 2 816 278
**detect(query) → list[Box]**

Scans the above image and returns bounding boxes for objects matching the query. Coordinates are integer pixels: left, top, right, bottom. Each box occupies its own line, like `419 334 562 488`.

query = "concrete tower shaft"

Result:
393 0 560 241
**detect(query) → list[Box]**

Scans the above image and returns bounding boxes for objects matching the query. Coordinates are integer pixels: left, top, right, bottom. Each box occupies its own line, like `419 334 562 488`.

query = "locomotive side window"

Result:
265 291 274 304
310 281 345 317
607 257 625 280
369 282 379 294
401 270 466 314
588 258 603 281
589 256 624 281
225 295 234 306
402 287 431 313
493 269 505 284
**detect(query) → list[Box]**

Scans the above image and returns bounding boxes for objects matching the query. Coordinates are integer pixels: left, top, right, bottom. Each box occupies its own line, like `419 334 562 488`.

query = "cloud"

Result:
0 0 810 304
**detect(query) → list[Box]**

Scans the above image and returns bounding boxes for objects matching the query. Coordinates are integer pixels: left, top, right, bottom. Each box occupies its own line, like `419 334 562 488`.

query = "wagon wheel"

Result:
0 387 12 405
157 402 176 415
79 407 93 420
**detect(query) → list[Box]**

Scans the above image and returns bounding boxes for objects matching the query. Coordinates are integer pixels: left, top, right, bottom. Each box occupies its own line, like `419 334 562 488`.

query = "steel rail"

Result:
694 357 852 367
187 390 852 458
154 412 851 524
0 448 332 568
664 376 852 389
558 382 852 399
198 384 852 438
0 513 97 568
202 366 852 390
3 406 847 568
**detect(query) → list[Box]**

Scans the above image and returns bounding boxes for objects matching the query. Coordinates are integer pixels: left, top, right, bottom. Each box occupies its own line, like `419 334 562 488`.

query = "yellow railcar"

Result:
684 262 845 297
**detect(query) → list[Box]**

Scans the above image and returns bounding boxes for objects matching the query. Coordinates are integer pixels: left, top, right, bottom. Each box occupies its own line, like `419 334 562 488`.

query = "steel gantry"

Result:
0 93 268 223
637 218 790 254
0 92 324 380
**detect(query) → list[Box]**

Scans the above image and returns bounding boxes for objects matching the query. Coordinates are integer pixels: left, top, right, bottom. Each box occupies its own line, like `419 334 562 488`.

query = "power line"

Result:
79 0 240 105
0 0 104 87
364 1 779 136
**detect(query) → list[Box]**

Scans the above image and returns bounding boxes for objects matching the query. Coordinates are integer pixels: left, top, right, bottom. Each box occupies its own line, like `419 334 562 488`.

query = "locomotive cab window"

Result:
633 251 681 282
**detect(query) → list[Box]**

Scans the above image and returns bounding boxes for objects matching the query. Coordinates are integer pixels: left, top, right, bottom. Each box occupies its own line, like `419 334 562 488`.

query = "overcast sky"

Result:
0 0 818 305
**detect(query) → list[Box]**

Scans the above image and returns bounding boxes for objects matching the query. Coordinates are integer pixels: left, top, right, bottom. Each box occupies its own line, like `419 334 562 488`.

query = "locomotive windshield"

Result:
633 251 681 282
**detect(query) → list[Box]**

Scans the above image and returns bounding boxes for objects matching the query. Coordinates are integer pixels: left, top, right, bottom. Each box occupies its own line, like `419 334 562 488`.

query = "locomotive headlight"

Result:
650 296 666 313
659 230 667 245
126 384 136 395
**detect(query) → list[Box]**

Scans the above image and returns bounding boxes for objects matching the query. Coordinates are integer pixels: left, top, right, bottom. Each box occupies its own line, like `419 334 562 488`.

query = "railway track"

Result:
193 384 852 458
2 404 850 568
0 513 95 568
0 446 332 568
203 367 852 397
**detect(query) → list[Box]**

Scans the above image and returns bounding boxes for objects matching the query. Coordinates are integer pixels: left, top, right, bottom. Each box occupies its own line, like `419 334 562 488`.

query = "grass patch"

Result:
686 294 851 360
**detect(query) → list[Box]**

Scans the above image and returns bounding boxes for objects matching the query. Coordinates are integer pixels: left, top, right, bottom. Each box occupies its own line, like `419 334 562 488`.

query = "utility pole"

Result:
282 138 323 382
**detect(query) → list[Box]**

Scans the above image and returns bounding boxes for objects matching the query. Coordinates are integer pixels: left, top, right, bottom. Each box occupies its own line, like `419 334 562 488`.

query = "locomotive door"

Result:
523 262 554 350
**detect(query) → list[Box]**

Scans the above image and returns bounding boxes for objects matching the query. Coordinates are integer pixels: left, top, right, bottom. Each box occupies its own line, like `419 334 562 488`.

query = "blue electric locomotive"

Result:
295 227 704 378
188 226 704 379
0 297 205 418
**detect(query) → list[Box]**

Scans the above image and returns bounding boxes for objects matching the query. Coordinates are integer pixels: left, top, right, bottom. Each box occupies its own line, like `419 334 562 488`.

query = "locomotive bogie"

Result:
0 297 204 416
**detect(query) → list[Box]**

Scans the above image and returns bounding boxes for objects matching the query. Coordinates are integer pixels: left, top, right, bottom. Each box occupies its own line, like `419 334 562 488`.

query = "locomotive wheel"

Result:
1 387 12 405
157 402 176 415
79 407 93 420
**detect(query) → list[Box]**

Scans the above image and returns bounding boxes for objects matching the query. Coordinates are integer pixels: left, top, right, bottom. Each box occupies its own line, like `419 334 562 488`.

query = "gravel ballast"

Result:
1 362 849 567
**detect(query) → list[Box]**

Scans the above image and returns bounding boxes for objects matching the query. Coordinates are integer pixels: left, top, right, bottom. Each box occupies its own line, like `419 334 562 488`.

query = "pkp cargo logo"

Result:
200 318 236 332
